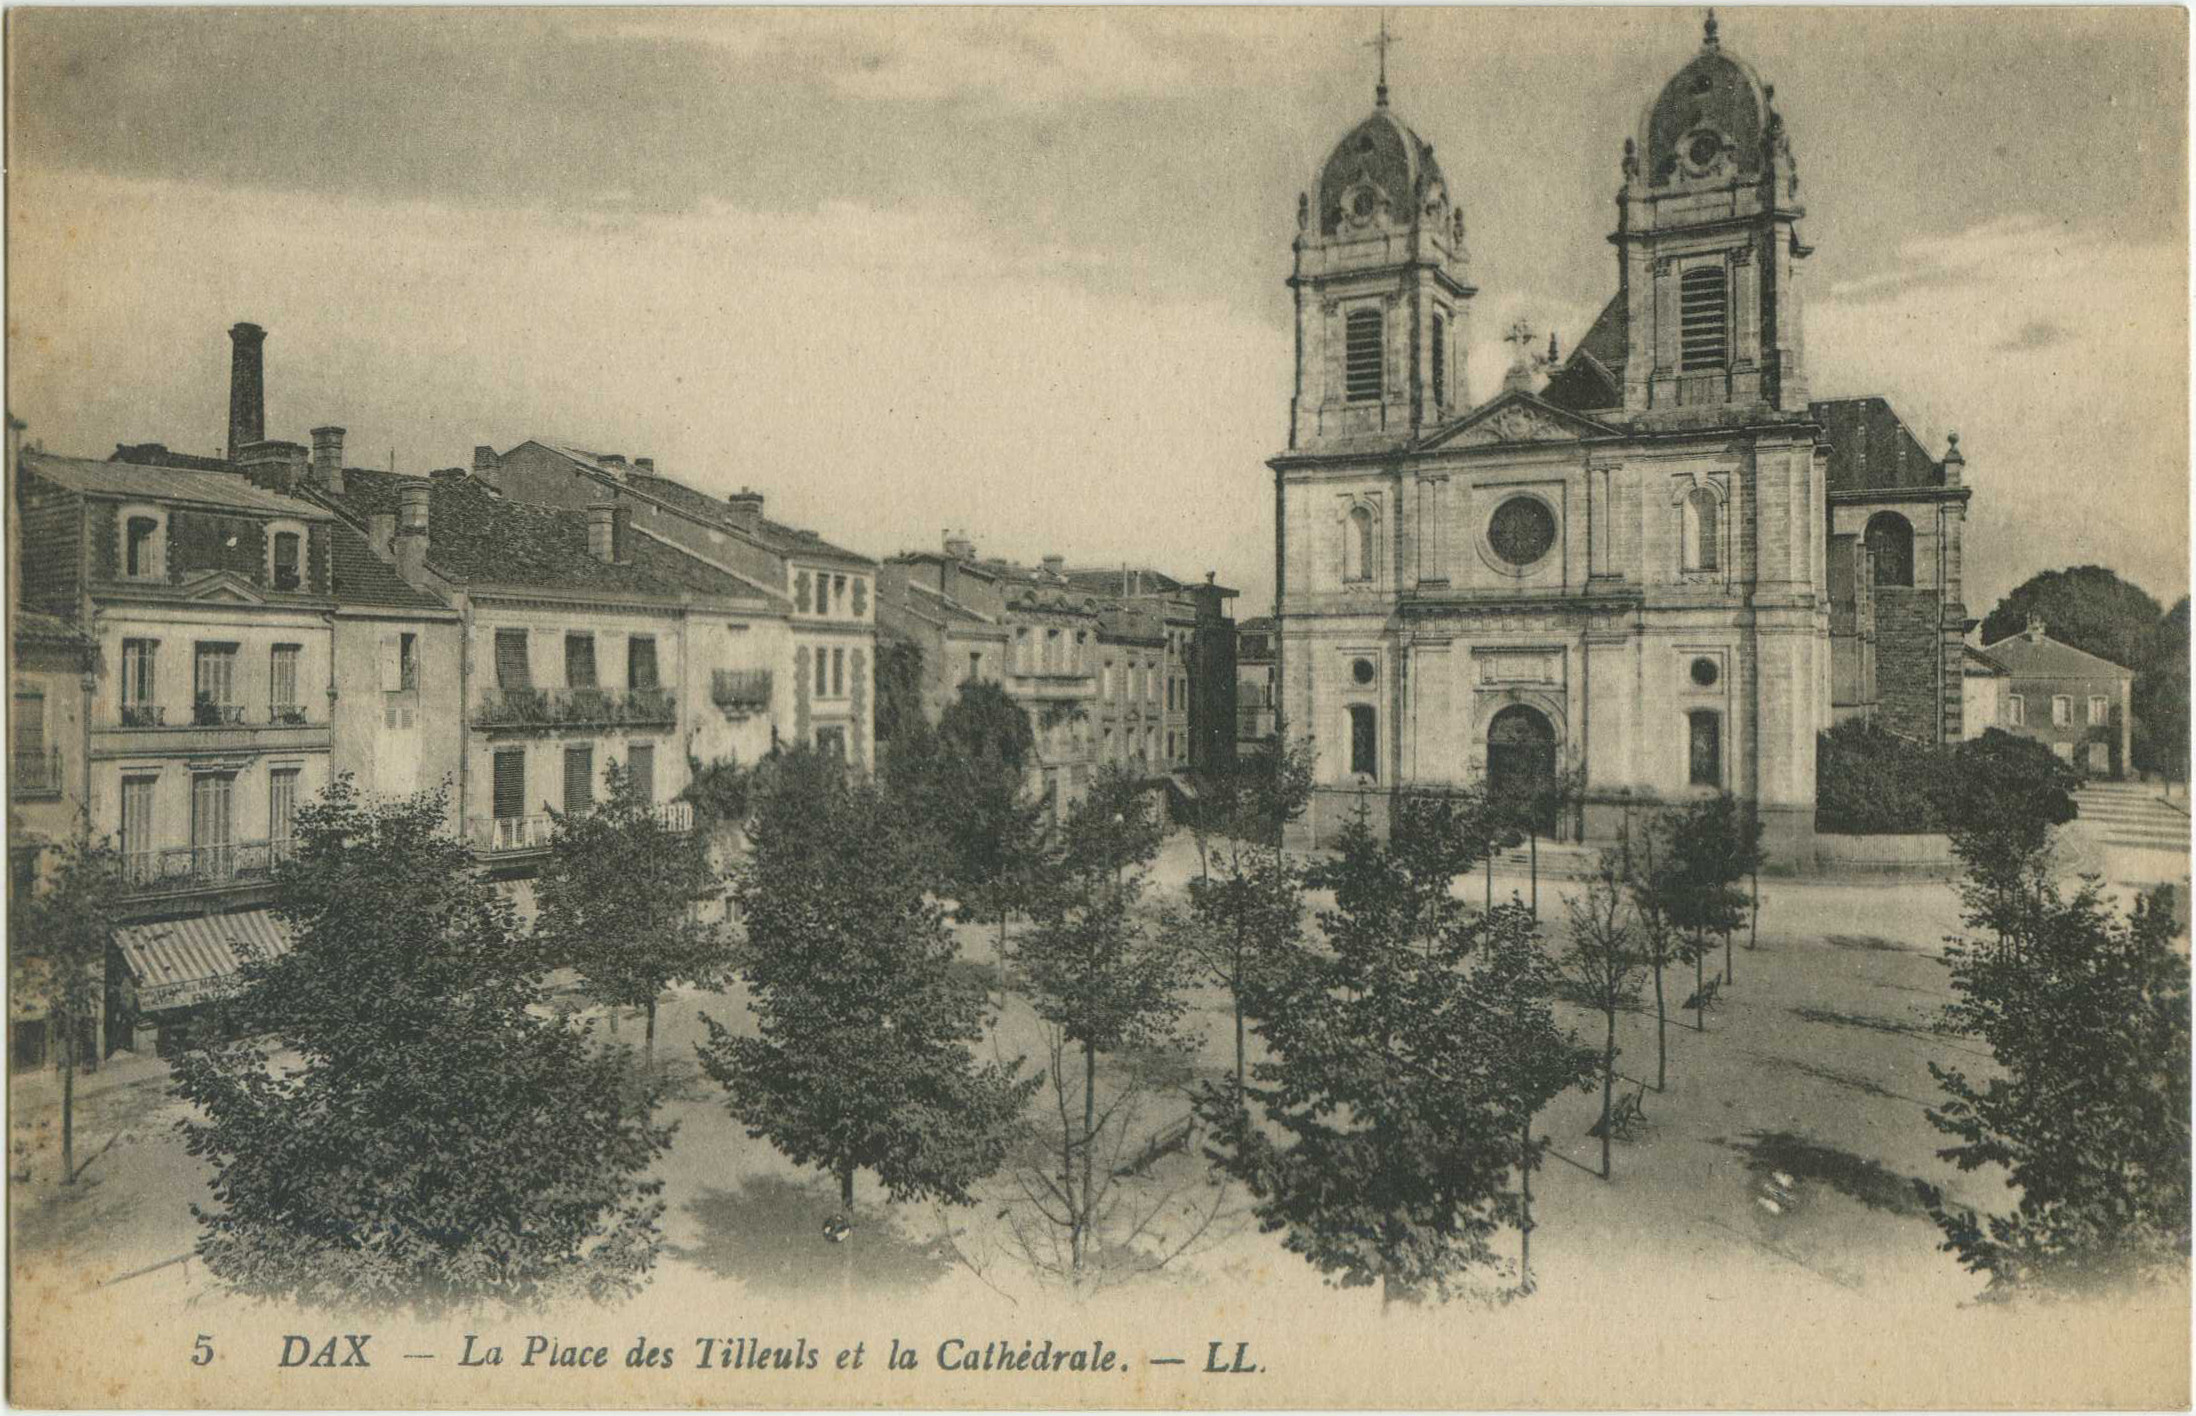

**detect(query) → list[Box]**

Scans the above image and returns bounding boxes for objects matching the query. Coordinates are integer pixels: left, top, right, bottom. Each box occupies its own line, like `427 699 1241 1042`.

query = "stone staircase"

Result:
2074 781 2191 854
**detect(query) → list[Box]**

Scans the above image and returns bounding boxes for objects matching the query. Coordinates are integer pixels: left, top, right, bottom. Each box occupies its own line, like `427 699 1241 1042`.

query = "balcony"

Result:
94 703 329 760
471 686 677 731
10 748 63 800
122 837 297 896
712 669 773 717
466 799 694 855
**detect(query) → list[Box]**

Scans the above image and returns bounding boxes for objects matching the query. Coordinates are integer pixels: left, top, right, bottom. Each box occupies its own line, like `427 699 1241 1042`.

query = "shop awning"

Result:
117 910 291 1012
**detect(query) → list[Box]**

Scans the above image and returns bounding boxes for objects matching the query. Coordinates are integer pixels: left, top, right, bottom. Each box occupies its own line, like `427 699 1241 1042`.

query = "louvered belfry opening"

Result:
1679 265 1728 371
1345 308 1384 402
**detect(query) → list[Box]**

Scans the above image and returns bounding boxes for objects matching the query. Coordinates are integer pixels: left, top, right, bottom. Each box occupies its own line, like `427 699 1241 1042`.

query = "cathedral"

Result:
1272 14 1973 862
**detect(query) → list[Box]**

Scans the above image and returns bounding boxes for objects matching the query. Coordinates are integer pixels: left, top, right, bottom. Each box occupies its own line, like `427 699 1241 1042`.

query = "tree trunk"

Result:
1748 870 1760 950
1529 832 1539 919
1518 1115 1535 1294
839 1162 854 1211
1080 1038 1098 1275
1233 998 1247 1094
1484 854 1492 911
1724 928 1733 987
644 996 657 1071
60 1018 76 1186
1653 960 1667 1092
1600 1011 1617 1180
1694 947 1705 1033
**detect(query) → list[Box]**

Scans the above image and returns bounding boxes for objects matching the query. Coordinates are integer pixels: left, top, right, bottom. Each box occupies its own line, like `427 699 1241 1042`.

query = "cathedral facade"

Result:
1271 16 1972 862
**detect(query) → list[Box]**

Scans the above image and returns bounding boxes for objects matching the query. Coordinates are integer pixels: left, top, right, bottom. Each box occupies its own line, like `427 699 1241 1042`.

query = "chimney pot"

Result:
226 322 266 463
310 426 346 495
588 502 617 562
726 489 764 532
394 481 431 586
599 454 627 471
236 438 309 494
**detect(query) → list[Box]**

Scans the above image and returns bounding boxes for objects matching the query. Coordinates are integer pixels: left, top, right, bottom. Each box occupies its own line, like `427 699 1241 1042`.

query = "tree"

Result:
1623 821 1683 1090
171 780 672 1312
9 836 127 1186
886 680 1052 1024
870 633 929 750
1934 729 2081 924
1204 803 1583 1308
1919 878 2190 1299
537 759 728 1068
697 748 1037 1212
1980 565 2163 675
2133 595 2189 781
1560 849 1647 1180
1179 739 1316 1091
1008 765 1202 1284
1661 794 1760 993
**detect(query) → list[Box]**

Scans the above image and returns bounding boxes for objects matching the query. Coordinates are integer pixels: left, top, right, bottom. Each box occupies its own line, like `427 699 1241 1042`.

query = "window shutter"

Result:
379 634 401 691
564 746 594 814
495 630 530 689
565 634 598 689
627 745 655 805
628 636 659 690
493 750 525 820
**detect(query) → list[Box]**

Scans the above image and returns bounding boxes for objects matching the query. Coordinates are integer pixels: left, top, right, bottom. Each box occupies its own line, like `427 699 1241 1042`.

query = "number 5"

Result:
191 1335 214 1366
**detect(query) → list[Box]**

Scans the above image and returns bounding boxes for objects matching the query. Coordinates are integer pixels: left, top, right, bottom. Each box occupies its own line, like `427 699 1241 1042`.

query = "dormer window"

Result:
120 507 165 580
1345 308 1384 402
1680 266 1728 371
271 532 301 590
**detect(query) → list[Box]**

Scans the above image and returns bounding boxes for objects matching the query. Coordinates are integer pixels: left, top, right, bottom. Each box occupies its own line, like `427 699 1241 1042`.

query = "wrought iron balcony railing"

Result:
121 837 297 893
10 748 63 798
711 669 772 713
466 799 694 854
118 704 166 728
472 686 677 729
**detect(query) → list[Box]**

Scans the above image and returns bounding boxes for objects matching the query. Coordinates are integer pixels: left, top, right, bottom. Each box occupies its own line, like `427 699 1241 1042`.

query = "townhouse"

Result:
467 442 871 770
1979 618 2135 777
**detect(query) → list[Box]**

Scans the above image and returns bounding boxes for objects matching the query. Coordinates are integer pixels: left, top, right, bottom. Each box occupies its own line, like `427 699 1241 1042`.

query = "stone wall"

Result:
1873 587 1943 741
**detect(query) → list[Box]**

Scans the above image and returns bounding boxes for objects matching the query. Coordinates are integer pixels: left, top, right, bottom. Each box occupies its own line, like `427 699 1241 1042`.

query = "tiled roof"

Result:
24 452 330 519
1541 296 1627 413
314 467 761 602
326 521 451 614
1962 645 2007 677
528 442 873 567
1812 398 1946 493
12 610 94 648
1981 631 2133 680
1061 567 1191 598
908 580 999 628
110 442 233 472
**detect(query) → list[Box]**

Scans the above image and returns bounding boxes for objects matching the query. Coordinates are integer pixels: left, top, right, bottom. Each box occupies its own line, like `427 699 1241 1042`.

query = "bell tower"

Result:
1615 12 1810 420
1286 45 1474 451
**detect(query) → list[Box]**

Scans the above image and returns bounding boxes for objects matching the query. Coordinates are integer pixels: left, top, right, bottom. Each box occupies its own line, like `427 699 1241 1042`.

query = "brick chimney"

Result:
588 501 616 562
394 481 431 586
611 505 633 563
310 426 346 495
943 529 976 561
227 322 266 463
1042 554 1065 580
2026 615 2047 644
726 488 764 533
236 439 309 494
599 454 627 472
368 512 396 561
633 457 655 474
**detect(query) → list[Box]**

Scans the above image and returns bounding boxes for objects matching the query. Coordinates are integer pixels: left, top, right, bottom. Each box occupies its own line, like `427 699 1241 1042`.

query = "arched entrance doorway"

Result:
1486 704 1559 837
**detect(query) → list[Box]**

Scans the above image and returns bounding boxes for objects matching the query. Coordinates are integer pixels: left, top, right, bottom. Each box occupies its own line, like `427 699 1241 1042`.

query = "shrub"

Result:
1814 720 1949 834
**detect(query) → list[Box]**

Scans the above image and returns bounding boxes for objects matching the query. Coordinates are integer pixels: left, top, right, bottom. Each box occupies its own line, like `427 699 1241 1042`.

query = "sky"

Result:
6 6 2187 619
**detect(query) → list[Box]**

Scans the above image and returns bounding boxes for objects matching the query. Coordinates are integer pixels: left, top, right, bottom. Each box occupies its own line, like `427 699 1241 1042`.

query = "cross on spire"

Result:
1504 318 1538 355
1366 10 1399 106
1703 7 1720 50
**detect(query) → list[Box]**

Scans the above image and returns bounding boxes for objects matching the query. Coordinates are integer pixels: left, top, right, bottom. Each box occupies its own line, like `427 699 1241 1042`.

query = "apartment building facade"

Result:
468 442 871 770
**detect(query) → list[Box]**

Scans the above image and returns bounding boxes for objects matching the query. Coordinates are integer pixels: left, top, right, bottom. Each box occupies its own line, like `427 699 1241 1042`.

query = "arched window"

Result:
1343 505 1376 583
121 509 164 580
1680 266 1728 371
1864 511 1914 587
1345 308 1384 402
1348 703 1378 779
1682 488 1720 572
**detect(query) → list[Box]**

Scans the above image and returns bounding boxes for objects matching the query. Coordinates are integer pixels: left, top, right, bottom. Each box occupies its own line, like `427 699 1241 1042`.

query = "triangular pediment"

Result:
178 570 266 604
1421 391 1623 451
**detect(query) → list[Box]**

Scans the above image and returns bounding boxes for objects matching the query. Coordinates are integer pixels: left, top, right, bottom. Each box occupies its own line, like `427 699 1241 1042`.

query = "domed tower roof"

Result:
1315 101 1449 236
1636 11 1776 187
